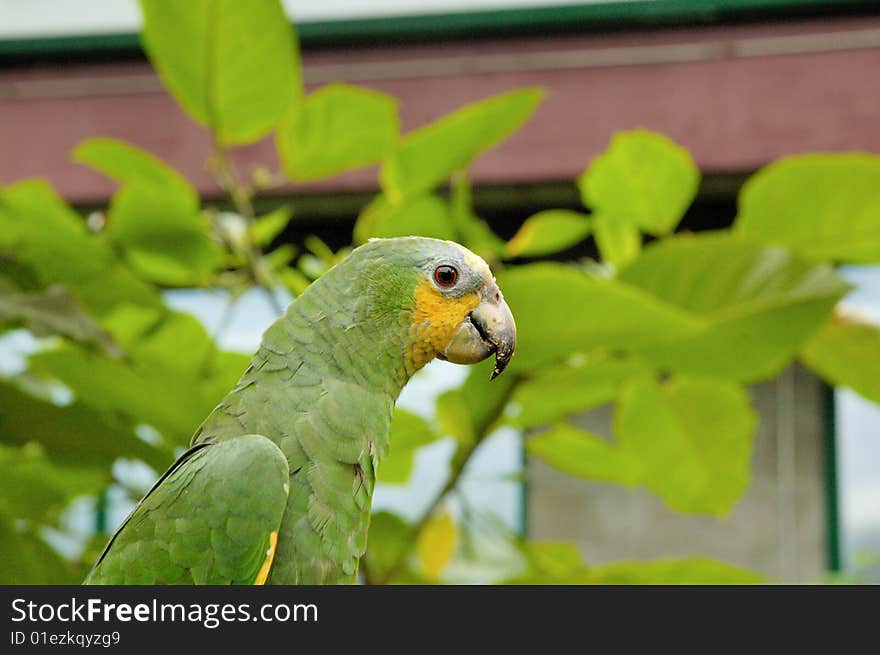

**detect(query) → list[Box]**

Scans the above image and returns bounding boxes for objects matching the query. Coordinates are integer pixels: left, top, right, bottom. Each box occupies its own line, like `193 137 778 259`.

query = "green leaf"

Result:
277 83 398 181
505 541 591 584
381 88 544 199
590 558 762 584
30 307 249 447
73 139 221 286
376 452 417 486
72 137 197 202
0 380 169 470
504 210 592 259
593 213 641 269
364 511 412 583
0 443 105 522
449 174 505 260
0 517 83 584
0 254 42 292
619 232 848 314
353 194 455 244
528 375 758 516
735 153 880 263
249 205 293 247
278 267 311 297
389 410 438 450
262 245 297 272
298 254 327 280
505 352 649 429
615 375 757 515
497 263 702 372
139 0 301 145
0 282 120 356
618 232 851 381
380 409 441 484
528 422 641 486
436 390 477 452
577 129 699 235
303 236 343 267
110 189 222 286
506 542 761 584
502 234 845 382
801 314 880 404
0 181 159 315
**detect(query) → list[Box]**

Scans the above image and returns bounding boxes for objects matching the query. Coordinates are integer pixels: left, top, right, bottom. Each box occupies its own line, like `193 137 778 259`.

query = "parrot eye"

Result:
433 265 459 289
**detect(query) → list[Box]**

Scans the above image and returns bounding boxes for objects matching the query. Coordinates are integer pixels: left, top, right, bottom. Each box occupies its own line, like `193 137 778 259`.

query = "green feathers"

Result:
86 237 498 585
85 435 289 584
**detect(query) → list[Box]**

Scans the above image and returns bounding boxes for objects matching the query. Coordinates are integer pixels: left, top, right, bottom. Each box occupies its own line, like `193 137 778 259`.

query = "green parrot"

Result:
84 236 515 585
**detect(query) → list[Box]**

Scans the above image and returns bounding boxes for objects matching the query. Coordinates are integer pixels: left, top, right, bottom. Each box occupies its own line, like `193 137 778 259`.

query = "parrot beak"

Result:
440 280 516 380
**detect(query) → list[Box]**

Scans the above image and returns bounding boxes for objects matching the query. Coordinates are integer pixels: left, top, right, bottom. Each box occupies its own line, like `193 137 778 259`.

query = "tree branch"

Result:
371 377 520 584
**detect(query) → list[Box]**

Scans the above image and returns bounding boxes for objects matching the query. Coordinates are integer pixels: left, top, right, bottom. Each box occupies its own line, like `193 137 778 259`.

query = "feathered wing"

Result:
84 434 289 585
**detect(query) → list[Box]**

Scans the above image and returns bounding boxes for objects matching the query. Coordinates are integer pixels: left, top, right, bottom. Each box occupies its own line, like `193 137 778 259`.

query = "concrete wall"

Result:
527 365 830 582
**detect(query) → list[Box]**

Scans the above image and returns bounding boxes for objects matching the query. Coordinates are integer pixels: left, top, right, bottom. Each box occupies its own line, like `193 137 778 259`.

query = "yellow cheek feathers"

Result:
407 281 481 373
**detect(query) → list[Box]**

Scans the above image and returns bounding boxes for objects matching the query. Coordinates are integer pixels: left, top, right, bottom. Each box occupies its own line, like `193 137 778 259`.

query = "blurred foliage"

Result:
277 83 398 181
2 0 879 585
527 375 757 516
380 88 543 201
140 0 301 145
506 542 763 584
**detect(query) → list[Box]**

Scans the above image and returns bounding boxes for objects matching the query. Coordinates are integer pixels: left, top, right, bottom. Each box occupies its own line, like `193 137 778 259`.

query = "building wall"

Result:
3 16 880 204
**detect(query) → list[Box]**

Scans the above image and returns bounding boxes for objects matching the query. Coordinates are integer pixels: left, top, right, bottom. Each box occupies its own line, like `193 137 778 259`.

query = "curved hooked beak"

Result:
439 281 516 380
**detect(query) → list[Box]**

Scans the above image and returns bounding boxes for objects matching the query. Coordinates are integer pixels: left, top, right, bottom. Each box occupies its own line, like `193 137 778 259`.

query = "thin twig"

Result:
209 136 286 317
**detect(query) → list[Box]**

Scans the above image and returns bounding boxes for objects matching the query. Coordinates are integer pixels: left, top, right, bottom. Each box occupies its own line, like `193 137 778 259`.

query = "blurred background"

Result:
1 0 879 584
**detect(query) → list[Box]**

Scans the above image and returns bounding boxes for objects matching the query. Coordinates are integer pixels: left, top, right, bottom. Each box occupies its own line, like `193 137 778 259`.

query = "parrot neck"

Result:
193 256 428 583
271 267 419 399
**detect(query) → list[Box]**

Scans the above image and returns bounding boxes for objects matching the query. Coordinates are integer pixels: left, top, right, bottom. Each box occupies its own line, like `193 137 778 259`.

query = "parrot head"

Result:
353 237 516 379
